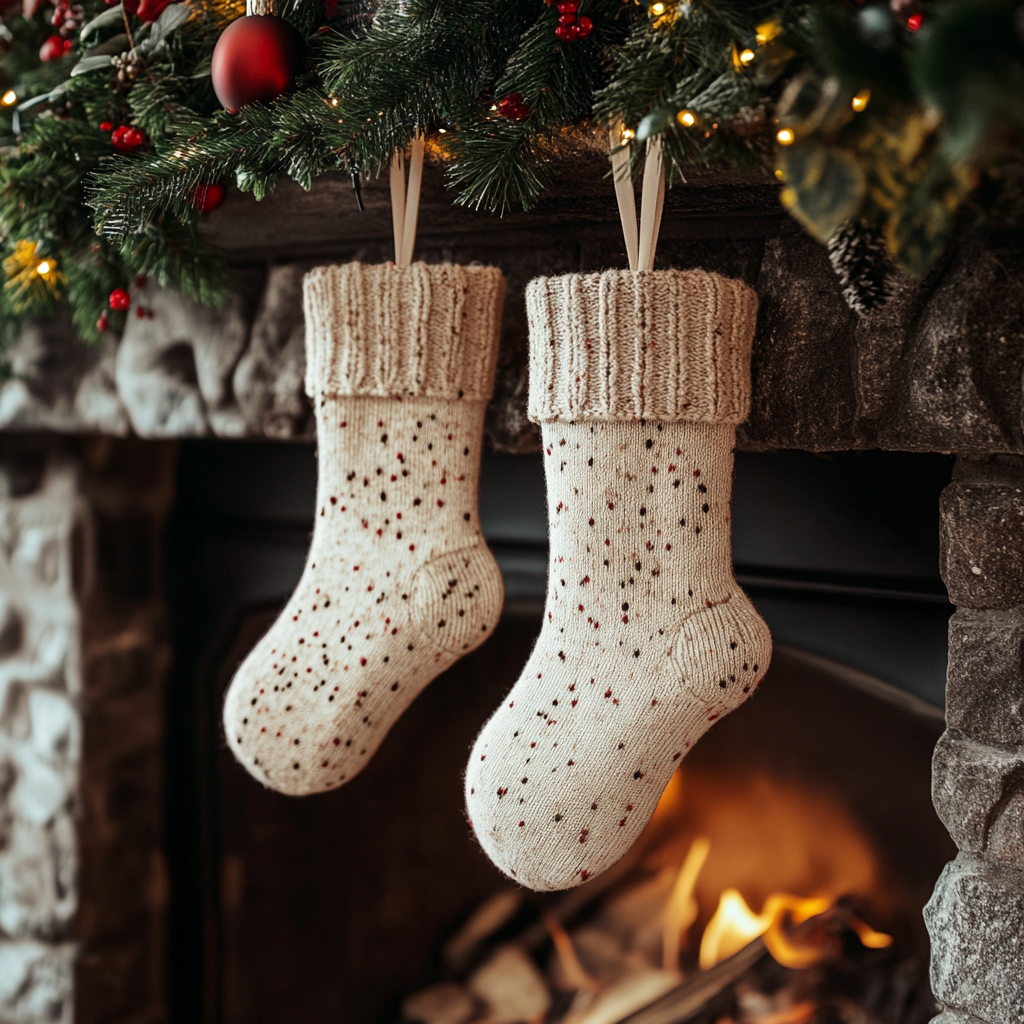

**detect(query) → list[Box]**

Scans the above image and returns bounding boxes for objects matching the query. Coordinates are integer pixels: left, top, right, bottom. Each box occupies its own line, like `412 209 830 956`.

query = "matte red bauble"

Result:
211 15 305 114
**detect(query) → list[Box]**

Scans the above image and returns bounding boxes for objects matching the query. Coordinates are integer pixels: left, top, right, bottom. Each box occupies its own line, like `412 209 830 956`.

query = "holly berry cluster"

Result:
497 92 530 122
552 0 592 43
100 121 148 150
37 0 82 61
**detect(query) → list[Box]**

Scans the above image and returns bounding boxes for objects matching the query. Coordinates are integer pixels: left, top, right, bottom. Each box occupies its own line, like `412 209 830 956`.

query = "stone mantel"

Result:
3 163 1024 455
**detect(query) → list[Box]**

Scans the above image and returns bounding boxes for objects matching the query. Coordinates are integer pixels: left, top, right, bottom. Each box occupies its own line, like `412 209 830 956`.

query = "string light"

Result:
621 127 635 141
774 169 785 181
438 127 446 133
776 128 795 145
738 48 755 64
1 90 16 107
676 110 696 127
851 89 871 112
330 97 339 107
650 2 665 13
35 261 51 276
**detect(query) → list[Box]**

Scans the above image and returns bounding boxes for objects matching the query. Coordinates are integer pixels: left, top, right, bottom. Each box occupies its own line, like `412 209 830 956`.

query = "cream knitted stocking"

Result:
465 269 772 890
224 262 506 795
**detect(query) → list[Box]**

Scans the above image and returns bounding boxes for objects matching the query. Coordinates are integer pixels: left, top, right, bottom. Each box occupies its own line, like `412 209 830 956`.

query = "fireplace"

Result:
149 438 955 1024
0 168 1021 1024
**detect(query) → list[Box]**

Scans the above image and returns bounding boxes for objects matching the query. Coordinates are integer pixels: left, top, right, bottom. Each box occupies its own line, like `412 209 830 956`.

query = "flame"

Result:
849 915 894 950
699 890 892 971
661 836 710 971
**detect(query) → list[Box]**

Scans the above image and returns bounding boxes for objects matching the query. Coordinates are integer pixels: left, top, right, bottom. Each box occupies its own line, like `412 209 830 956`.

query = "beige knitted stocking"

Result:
465 269 772 890
224 262 506 795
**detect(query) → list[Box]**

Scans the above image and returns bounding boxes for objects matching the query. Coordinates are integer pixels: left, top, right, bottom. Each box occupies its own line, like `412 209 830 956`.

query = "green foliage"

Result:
1 0 1023 369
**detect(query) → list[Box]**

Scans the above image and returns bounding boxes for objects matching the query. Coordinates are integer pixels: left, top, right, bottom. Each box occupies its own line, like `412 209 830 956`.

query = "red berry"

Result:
96 312 109 332
133 274 149 288
906 12 922 30
111 126 146 151
191 183 226 212
109 288 131 311
555 24 571 39
39 35 67 61
136 306 146 318
559 12 575 24
497 93 530 122
577 14 592 35
557 1 577 11
129 0 172 22
99 121 112 132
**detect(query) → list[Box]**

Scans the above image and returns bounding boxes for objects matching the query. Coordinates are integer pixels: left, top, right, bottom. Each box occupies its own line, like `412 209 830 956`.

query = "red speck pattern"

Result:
224 393 503 795
465 417 771 892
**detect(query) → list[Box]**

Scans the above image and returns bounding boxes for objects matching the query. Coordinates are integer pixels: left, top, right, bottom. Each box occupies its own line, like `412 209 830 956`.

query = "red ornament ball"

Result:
191 183 226 213
211 15 306 114
109 288 131 311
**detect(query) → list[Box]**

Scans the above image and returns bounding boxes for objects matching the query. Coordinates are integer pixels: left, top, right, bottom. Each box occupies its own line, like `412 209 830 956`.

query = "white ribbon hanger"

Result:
609 129 665 272
389 134 425 268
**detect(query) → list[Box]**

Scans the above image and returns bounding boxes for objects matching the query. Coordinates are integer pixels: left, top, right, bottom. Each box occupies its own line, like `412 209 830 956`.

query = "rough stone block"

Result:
924 852 1024 1023
946 607 1024 746
739 232 861 452
987 785 1024 869
881 231 1024 454
115 284 249 438
0 812 77 938
0 940 74 1024
233 263 313 439
932 729 1024 853
929 1010 989 1024
940 463 1024 608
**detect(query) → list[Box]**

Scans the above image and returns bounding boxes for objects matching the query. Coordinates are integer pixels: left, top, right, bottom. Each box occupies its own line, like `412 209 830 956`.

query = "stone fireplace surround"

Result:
0 164 1021 1024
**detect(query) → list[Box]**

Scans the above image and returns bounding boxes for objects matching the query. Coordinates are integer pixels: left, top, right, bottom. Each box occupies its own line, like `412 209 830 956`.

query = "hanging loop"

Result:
609 128 665 273
389 135 425 268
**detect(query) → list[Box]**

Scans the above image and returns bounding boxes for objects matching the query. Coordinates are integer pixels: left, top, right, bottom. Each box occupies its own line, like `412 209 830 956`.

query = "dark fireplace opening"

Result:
161 442 955 1024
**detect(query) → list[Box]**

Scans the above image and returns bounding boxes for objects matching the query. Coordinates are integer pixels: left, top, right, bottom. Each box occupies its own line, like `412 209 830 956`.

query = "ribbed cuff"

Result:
526 269 757 425
303 262 505 403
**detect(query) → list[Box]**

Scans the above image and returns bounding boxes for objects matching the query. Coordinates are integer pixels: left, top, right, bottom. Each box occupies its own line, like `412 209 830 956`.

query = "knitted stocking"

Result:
465 269 771 890
224 262 506 795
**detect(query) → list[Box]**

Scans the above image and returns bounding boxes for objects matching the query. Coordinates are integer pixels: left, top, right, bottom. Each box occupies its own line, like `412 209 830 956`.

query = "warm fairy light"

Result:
677 109 696 127
851 89 871 112
490 104 498 111
438 127 446 133
621 127 635 141
650 2 665 13
776 128 795 145
35 261 51 276
774 168 785 180
755 20 782 44
738 48 755 64
330 97 339 106
1 90 16 106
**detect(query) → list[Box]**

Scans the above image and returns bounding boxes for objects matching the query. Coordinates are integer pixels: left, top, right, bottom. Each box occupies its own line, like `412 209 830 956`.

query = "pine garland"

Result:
1 0 1022 355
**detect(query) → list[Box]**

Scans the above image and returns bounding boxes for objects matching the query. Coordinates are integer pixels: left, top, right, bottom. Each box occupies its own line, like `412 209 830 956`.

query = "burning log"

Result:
468 945 552 1024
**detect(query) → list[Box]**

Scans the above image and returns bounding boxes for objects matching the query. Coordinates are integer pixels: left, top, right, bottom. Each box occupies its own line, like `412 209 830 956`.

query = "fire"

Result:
698 889 892 970
699 890 831 969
